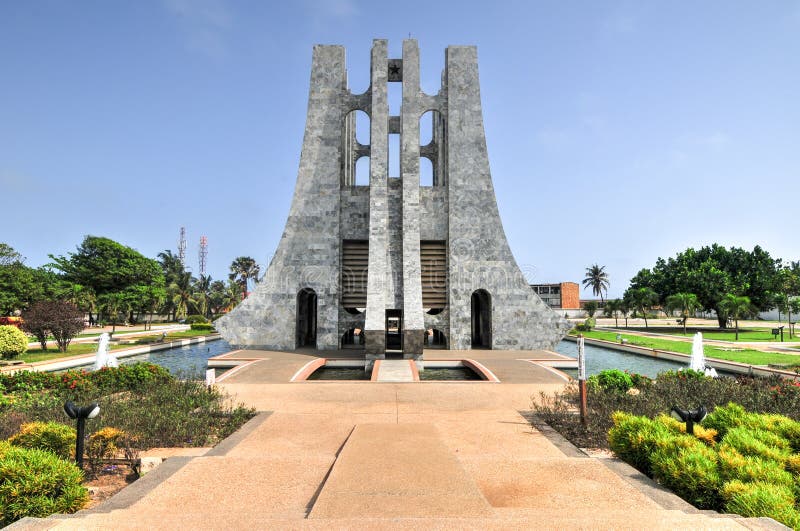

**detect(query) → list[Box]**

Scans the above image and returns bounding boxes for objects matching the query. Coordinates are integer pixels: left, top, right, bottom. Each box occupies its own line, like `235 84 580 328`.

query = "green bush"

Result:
0 325 28 359
608 412 676 476
650 438 722 510
717 445 794 488
184 315 209 324
588 369 634 393
721 426 792 463
190 323 214 331
722 480 800 530
91 362 172 392
0 370 59 394
0 441 88 526
8 421 76 460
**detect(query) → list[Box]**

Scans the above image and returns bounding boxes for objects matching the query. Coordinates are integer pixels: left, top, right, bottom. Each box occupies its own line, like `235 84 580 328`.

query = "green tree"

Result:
229 256 260 295
583 300 598 318
51 236 164 329
582 264 610 303
604 299 623 328
790 298 800 339
718 294 755 341
664 292 700 335
0 244 38 315
190 275 213 318
627 245 780 328
624 287 658 329
168 271 195 321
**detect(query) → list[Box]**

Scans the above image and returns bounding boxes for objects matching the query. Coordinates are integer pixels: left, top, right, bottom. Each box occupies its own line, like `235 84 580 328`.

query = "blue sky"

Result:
2 0 798 298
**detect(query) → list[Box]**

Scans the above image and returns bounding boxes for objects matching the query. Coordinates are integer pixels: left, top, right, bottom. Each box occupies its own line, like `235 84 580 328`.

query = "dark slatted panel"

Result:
421 241 447 308
342 240 368 307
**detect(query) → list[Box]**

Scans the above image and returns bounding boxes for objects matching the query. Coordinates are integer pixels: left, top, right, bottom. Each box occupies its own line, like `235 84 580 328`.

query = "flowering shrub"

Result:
8 421 76 460
0 325 27 359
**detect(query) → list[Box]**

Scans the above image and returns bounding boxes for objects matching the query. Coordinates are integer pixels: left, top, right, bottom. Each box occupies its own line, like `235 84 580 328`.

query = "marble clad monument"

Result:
215 39 570 361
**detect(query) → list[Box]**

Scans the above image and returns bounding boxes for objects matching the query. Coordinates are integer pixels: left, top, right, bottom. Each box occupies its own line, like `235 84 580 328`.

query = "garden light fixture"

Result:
670 405 707 436
64 400 100 469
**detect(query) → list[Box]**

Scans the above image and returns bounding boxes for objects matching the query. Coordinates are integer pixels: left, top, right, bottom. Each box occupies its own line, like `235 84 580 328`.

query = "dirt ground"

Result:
84 465 138 508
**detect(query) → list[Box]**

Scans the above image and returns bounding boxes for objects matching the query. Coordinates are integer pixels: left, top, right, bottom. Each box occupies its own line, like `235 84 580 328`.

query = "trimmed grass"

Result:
17 329 216 363
609 326 800 343
571 330 800 367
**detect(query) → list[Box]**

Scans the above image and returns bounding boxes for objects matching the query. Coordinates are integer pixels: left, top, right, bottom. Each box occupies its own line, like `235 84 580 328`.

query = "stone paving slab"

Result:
307 423 493 519
374 359 414 382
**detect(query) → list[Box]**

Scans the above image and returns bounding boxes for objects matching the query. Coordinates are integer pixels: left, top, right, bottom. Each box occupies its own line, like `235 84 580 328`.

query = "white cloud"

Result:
163 0 233 59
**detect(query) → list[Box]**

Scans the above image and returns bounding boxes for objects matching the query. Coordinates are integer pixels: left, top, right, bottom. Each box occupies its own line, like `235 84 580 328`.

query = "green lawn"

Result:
570 330 800 367
607 326 800 342
17 329 216 363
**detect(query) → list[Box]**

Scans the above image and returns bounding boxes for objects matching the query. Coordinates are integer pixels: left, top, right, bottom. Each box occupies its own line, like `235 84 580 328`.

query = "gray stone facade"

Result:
215 39 571 357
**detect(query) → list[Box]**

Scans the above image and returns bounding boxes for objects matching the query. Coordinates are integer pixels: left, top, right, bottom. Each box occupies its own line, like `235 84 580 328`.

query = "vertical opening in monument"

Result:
388 134 400 178
385 309 403 351
296 288 318 349
419 110 441 187
355 156 370 186
471 289 492 349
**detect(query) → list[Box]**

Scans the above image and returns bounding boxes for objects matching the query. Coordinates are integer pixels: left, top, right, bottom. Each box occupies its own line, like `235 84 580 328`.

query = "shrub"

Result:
190 323 214 331
0 441 88 525
87 427 127 475
608 412 676 476
717 445 794 488
588 369 634 393
722 481 800 530
583 301 598 317
8 421 76 460
0 325 28 359
184 315 209 324
0 370 59 394
91 362 172 392
721 426 792 463
650 439 722 510
655 414 717 445
702 402 748 438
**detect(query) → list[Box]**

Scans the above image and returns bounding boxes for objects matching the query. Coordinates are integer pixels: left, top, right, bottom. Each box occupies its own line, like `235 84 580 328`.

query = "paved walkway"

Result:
14 349 780 530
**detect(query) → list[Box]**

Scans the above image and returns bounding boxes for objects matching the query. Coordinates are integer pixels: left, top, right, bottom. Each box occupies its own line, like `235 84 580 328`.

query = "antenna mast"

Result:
199 235 208 276
178 227 187 267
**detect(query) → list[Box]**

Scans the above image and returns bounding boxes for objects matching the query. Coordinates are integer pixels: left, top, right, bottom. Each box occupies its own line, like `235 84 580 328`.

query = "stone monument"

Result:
215 39 570 362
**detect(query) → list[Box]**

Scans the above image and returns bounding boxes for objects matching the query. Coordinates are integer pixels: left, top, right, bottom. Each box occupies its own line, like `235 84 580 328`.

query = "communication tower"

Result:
178 227 187 267
199 236 208 276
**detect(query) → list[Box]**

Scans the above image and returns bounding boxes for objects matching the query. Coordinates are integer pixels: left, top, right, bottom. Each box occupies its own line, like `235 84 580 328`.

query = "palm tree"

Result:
625 287 658 329
665 292 700 335
158 250 186 319
582 264 610 303
190 275 213 318
718 294 754 341
168 271 194 321
604 299 623 328
229 256 260 296
620 300 630 328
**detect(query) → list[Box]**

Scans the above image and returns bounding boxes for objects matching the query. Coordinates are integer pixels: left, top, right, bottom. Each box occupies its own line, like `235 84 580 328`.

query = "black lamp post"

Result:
670 405 707 435
64 400 100 469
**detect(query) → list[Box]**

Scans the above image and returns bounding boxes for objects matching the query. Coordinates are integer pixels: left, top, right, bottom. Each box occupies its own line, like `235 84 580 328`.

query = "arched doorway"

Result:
471 289 491 349
296 288 317 348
